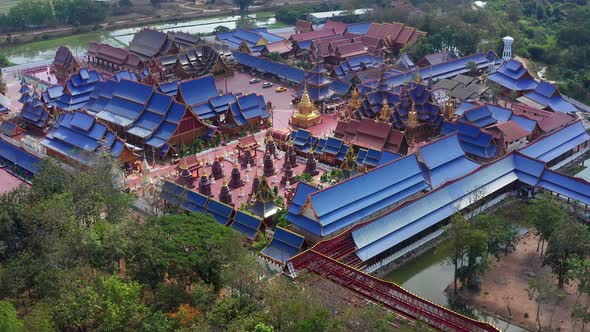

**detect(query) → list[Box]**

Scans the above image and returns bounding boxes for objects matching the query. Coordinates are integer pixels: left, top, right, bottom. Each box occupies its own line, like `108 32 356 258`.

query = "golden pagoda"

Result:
378 98 391 122
291 86 322 128
407 103 419 127
445 99 455 120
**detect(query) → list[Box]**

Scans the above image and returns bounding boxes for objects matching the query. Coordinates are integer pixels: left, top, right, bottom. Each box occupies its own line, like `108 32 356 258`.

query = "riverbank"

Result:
0 0 321 47
459 230 590 332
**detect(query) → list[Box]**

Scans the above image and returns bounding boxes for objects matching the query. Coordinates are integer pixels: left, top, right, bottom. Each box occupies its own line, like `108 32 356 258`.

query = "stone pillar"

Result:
211 157 224 180
198 171 212 197
281 157 296 185
228 161 244 189
288 144 298 168
304 153 319 176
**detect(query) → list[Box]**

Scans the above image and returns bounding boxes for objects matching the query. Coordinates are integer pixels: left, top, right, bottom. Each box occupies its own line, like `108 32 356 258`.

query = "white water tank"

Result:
502 36 514 61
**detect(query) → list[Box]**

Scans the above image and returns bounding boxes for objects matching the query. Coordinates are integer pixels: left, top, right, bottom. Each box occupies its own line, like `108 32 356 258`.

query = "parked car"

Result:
262 82 273 88
275 87 287 93
249 78 261 84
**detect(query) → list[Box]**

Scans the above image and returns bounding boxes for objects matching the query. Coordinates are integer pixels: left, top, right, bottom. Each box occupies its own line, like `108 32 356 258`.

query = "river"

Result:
0 12 284 65
386 246 529 332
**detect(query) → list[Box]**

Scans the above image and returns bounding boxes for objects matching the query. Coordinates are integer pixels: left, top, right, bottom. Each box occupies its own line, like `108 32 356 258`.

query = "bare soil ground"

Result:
461 230 590 332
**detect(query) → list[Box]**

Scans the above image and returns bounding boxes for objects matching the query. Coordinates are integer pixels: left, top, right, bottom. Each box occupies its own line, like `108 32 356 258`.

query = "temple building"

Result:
19 81 50 129
86 43 144 74
290 87 322 129
129 29 182 59
52 46 80 81
158 45 231 80
41 110 138 167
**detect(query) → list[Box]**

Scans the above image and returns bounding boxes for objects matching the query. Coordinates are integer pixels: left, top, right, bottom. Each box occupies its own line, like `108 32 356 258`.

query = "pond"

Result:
0 13 280 65
386 246 528 332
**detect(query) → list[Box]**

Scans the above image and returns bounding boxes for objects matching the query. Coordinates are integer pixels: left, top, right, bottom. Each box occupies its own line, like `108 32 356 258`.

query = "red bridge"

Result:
288 249 500 332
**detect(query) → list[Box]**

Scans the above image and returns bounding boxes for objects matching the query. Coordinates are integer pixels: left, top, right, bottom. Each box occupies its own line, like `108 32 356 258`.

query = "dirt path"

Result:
461 230 590 332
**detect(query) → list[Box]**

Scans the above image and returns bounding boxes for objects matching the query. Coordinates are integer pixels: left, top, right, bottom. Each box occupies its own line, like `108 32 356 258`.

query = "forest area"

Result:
0 157 417 332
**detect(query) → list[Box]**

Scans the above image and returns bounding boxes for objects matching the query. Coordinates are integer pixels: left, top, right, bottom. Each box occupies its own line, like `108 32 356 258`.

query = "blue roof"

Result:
455 101 476 116
488 59 538 91
346 22 371 35
178 76 219 107
361 52 498 91
160 180 186 206
231 210 262 240
181 189 209 213
204 199 234 225
41 111 125 165
233 52 305 84
351 151 590 261
456 122 498 159
0 137 41 174
287 154 430 236
287 182 319 215
419 134 480 188
217 28 284 49
520 121 590 163
260 227 305 264
524 81 577 113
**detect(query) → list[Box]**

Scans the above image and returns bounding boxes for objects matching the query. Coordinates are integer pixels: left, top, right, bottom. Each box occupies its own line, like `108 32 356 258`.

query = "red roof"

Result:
366 22 404 40
323 20 347 35
336 42 367 58
487 120 529 142
290 29 336 42
88 42 141 68
295 20 313 33
512 103 576 133
264 40 292 55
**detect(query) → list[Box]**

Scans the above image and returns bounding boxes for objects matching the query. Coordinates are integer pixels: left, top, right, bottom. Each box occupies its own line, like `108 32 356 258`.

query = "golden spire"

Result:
254 166 259 178
202 168 208 177
445 99 455 119
408 103 418 127
299 85 313 110
234 157 239 168
415 72 422 84
179 158 188 170
379 98 391 122
222 177 228 187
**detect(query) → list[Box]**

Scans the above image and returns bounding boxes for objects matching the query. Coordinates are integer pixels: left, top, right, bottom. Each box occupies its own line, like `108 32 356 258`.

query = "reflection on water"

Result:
1 14 277 65
385 247 528 332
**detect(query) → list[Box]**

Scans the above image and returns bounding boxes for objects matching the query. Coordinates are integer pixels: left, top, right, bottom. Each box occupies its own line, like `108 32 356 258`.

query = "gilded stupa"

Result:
291 86 322 128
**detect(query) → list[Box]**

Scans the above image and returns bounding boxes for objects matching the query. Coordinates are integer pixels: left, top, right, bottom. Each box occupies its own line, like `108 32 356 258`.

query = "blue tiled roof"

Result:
488 59 538 91
181 189 209 213
217 28 284 49
204 199 234 225
524 81 577 113
346 22 371 35
178 76 219 107
231 210 262 240
287 154 430 236
41 111 126 165
0 137 41 174
360 52 498 91
260 227 305 264
456 122 498 159
288 182 319 215
160 180 186 206
43 69 104 111
520 121 590 163
351 151 590 261
233 52 305 84
419 134 480 188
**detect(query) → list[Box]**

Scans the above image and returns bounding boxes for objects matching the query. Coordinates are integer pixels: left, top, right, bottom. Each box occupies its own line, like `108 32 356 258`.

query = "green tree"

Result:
53 275 148 332
527 194 568 257
543 219 590 288
0 300 24 332
234 0 253 14
214 25 231 33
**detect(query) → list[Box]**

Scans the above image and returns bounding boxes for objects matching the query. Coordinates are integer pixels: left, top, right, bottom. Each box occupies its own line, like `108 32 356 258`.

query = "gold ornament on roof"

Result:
291 85 321 128
379 98 391 122
408 103 418 127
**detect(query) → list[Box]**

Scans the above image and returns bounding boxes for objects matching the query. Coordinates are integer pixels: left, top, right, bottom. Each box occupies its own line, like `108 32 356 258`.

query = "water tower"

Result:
502 36 514 62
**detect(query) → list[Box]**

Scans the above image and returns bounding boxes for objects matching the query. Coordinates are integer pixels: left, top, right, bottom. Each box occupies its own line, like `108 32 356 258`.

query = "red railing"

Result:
288 250 500 332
